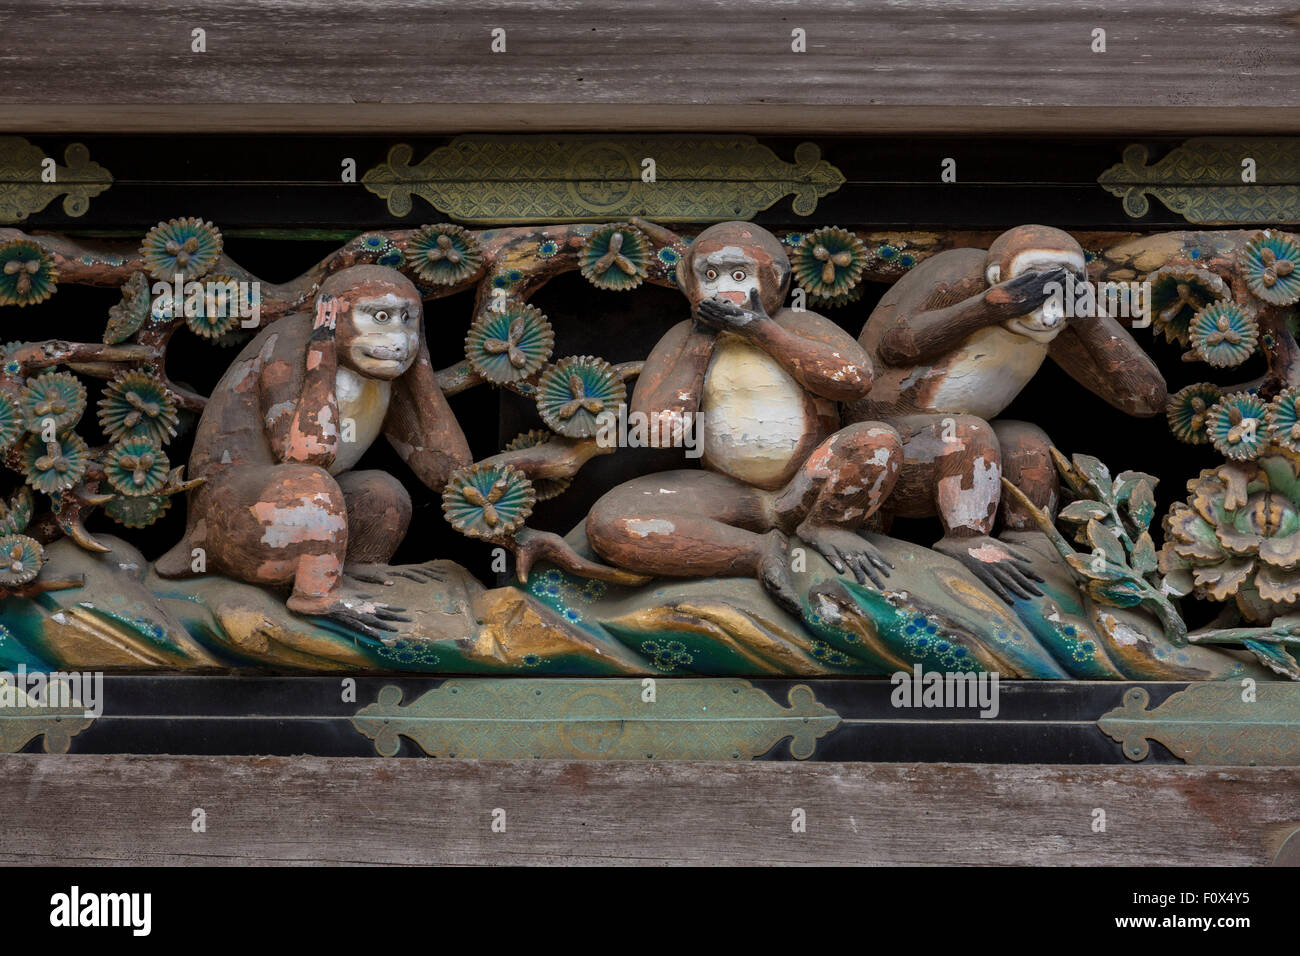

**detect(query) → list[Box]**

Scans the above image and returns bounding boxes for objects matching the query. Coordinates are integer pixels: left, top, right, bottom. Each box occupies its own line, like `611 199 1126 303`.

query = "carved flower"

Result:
1145 265 1229 347
104 493 171 529
98 371 179 445
104 438 170 497
1242 231 1300 306
535 355 626 439
183 278 242 341
0 533 43 587
579 224 650 291
1166 382 1222 445
408 223 482 285
465 303 554 385
19 432 89 493
0 487 33 537
442 462 535 540
19 371 86 434
504 429 573 501
816 283 864 309
0 392 22 453
1267 386 1300 454
791 226 867 301
1205 392 1269 461
1188 300 1258 367
104 272 151 344
1160 453 1300 620
0 239 58 307
140 217 223 282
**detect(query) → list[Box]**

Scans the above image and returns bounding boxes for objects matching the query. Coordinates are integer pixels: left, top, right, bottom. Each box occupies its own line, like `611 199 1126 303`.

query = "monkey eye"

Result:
373 310 389 323
704 269 718 281
401 310 409 322
731 270 746 282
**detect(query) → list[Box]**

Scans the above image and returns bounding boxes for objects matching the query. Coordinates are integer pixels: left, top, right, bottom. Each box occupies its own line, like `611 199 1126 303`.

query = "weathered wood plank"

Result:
0 2 1297 132
1 756 1296 865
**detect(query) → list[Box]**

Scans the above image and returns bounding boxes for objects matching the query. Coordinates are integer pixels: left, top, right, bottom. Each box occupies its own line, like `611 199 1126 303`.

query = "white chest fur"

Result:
330 367 391 475
701 335 806 486
924 327 1047 420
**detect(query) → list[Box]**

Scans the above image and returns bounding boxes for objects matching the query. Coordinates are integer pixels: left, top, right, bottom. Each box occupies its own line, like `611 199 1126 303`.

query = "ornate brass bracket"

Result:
0 136 111 223
362 135 844 223
351 678 840 760
1099 138 1300 224
0 680 95 753
1099 683 1300 765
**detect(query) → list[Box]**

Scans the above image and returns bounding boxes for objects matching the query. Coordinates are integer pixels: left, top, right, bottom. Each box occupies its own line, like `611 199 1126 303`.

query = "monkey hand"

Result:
984 265 1071 319
932 534 1045 605
312 292 340 340
694 293 764 333
795 521 894 589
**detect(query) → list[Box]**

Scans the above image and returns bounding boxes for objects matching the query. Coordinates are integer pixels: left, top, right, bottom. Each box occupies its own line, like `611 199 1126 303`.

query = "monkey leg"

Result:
586 470 802 612
889 413 1044 603
165 464 410 636
587 470 774 577
991 420 1059 531
164 465 349 608
336 469 412 563
773 422 902 531
889 413 1001 536
771 422 902 588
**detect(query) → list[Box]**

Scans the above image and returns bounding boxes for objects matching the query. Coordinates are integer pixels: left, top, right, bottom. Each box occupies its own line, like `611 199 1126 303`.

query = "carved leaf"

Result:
1086 518 1127 566
1072 454 1113 501
1058 500 1109 523
1130 530 1158 575
1127 479 1157 531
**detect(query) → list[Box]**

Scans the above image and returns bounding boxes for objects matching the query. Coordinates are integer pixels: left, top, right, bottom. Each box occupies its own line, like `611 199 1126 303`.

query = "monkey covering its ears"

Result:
155 265 472 637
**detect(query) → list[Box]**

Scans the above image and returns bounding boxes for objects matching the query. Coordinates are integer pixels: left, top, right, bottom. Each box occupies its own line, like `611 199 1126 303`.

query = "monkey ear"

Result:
985 263 1001 286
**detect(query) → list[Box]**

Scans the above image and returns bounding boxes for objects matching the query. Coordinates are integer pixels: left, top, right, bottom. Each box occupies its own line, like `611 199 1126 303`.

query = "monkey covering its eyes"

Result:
154 264 472 637
847 224 1166 603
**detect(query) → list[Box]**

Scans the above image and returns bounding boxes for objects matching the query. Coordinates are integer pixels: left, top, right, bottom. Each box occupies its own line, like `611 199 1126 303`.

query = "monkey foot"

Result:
932 534 1044 605
512 527 653 588
758 530 802 616
344 563 446 587
287 587 413 640
794 521 894 590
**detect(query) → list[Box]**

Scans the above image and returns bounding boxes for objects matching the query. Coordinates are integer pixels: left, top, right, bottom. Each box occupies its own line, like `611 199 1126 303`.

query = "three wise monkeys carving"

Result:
160 224 1166 634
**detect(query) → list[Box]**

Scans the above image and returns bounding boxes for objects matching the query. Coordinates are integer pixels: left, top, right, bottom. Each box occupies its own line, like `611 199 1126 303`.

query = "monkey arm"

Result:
264 304 341 468
876 267 1071 367
383 332 473 489
876 294 1003 366
629 319 714 422
1048 315 1167 417
748 310 875 403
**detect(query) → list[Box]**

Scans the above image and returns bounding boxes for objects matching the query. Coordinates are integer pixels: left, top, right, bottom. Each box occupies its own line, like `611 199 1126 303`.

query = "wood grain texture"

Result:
1 755 1296 865
0 2 1297 132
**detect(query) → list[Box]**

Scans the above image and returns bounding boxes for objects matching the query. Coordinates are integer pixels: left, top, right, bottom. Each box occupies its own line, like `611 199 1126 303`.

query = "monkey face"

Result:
678 222 790 315
336 292 420 380
985 226 1086 343
693 246 762 307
